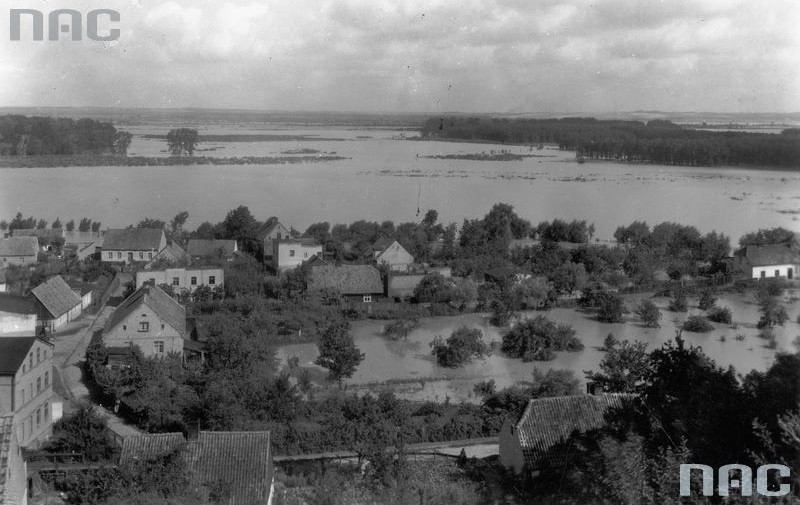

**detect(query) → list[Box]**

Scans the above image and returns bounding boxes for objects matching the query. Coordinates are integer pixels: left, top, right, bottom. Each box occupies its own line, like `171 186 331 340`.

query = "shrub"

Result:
707 306 733 325
698 289 717 310
669 289 688 312
757 299 789 329
501 316 583 362
683 315 714 333
431 327 489 368
635 299 661 328
383 316 420 339
596 292 625 323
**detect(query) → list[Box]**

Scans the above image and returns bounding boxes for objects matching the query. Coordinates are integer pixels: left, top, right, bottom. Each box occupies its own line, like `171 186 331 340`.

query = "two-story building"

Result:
259 220 291 263
273 238 323 273
30 275 83 332
0 336 60 448
135 267 223 293
103 284 186 358
101 228 167 265
0 294 37 335
0 237 38 267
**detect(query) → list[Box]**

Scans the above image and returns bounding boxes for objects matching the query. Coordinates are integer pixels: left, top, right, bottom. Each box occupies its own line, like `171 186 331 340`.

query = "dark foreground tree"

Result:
315 321 365 388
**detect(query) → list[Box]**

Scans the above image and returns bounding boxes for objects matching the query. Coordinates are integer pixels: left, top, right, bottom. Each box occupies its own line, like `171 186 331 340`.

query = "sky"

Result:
1 0 799 113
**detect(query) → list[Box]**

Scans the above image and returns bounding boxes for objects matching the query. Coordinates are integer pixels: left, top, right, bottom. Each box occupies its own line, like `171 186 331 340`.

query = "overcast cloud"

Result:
1 0 798 112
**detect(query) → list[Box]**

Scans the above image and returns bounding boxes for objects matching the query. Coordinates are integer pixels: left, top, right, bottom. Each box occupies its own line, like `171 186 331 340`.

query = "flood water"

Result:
278 291 800 402
1 124 799 242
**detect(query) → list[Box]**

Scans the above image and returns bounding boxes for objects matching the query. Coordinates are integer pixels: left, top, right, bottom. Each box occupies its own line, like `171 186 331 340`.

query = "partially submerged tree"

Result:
430 326 489 367
315 321 365 388
634 299 661 328
166 128 200 156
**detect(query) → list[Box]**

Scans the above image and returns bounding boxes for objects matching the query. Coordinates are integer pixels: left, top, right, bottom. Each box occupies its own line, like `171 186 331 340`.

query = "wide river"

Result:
1 124 798 242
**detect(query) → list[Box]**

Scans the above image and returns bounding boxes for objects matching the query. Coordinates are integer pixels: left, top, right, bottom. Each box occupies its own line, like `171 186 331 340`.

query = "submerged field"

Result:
278 290 800 403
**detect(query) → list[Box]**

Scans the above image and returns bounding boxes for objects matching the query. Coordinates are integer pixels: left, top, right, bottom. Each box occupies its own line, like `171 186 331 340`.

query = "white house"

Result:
373 238 414 272
732 243 800 280
101 228 167 265
272 238 322 273
30 275 83 332
259 220 291 263
103 284 186 358
135 267 223 293
499 394 633 475
0 294 37 335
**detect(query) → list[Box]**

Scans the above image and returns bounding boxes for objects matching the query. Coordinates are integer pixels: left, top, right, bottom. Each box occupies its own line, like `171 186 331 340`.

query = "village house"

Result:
30 275 83 332
387 266 452 301
308 264 384 303
120 430 274 505
101 228 167 266
0 294 37 335
135 267 223 293
0 336 61 448
103 284 187 358
258 219 291 263
186 239 239 262
273 238 323 273
0 236 38 267
499 394 633 476
730 243 800 280
0 415 28 505
373 238 415 272
148 240 190 266
64 278 94 310
64 230 103 261
12 228 65 254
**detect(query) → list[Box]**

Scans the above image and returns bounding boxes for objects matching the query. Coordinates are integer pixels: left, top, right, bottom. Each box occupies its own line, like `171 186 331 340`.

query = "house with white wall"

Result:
101 228 167 265
731 243 800 280
30 275 82 332
135 267 223 293
272 238 322 273
0 237 38 267
0 294 37 335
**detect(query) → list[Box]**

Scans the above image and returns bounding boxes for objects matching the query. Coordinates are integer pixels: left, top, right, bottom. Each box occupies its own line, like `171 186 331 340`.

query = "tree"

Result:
36 218 47 229
136 218 166 229
91 221 101 232
682 315 714 333
739 227 795 247
52 217 62 229
44 403 119 462
501 316 582 361
166 128 200 156
586 339 650 394
697 288 717 310
668 288 687 312
315 321 364 388
412 272 452 303
430 326 489 367
65 219 75 231
597 292 625 323
635 299 661 328
758 298 789 329
113 131 134 156
549 261 588 295
707 306 732 324
78 217 92 232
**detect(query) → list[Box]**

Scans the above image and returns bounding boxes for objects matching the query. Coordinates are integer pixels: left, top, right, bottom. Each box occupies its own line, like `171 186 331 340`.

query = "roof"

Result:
65 278 95 296
0 293 36 315
372 236 395 252
63 230 101 245
187 239 237 257
103 228 165 251
0 236 38 257
514 394 634 469
105 284 186 336
11 228 64 241
309 265 384 295
121 431 273 505
0 337 38 374
278 237 320 247
735 243 800 267
30 275 82 318
257 220 289 240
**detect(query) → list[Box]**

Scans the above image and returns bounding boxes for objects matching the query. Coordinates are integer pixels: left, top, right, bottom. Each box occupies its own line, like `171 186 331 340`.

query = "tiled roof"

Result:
187 239 237 257
0 237 38 257
257 220 289 240
0 337 37 374
372 237 395 252
121 431 273 505
514 394 634 470
103 228 164 251
105 284 186 336
278 237 319 247
63 230 102 245
309 265 383 295
735 244 800 267
30 275 82 319
12 228 64 242
0 293 36 315
65 278 95 296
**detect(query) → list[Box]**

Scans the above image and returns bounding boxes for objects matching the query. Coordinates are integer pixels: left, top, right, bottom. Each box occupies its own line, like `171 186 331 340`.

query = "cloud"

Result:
0 0 798 112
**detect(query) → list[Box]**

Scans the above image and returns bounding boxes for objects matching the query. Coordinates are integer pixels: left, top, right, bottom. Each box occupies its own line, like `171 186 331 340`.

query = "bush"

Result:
596 292 625 323
682 315 714 333
698 289 717 310
501 316 583 361
383 316 420 339
669 289 688 312
431 327 490 368
757 299 789 329
634 299 661 327
707 306 733 325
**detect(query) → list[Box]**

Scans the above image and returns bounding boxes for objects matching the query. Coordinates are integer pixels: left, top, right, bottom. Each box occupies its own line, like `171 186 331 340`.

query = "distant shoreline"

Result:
0 154 348 168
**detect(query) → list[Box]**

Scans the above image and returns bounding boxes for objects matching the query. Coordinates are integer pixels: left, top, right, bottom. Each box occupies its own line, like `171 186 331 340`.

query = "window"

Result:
191 276 197 286
44 402 49 421
363 295 372 303
117 252 122 259
36 377 41 394
139 321 149 332
139 252 144 260
44 371 49 387
36 408 41 426
161 324 165 330
172 277 180 286
29 354 33 369
107 252 113 259
154 341 165 354
36 348 40 364
123 324 127 331
209 276 216 285
22 364 25 374
21 388 24 402
289 249 296 257
760 271 766 279
775 270 780 277
148 252 153 260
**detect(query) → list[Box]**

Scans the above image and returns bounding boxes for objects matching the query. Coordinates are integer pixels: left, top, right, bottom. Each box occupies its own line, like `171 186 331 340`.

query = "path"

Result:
51 275 142 440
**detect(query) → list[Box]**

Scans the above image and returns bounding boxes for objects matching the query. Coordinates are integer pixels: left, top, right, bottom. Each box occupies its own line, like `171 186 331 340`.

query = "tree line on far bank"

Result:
421 116 800 167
